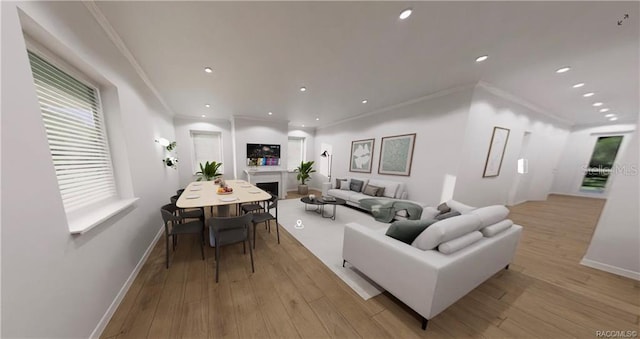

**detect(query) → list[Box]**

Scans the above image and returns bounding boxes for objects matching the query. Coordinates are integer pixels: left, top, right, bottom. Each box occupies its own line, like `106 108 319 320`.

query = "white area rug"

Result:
278 198 389 300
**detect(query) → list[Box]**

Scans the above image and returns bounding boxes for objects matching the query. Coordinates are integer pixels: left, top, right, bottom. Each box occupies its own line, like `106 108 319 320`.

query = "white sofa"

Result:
322 177 426 215
342 202 522 329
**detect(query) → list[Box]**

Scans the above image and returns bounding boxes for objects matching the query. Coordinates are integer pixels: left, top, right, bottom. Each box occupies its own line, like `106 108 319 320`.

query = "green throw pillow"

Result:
385 219 437 244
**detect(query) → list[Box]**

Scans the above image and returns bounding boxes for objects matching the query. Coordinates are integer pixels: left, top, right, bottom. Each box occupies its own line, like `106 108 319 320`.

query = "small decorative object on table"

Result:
308 194 316 201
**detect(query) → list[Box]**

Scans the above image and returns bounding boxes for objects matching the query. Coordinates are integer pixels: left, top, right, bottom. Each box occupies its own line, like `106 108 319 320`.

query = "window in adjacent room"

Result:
191 131 223 174
288 137 305 171
27 49 117 213
581 135 624 191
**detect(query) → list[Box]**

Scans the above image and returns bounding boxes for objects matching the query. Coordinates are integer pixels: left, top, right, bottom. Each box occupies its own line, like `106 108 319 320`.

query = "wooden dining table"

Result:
176 179 272 246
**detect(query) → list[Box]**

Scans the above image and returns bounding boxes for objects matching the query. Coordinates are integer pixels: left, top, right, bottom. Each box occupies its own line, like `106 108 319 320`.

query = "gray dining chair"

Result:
208 213 254 283
251 194 279 248
160 203 205 269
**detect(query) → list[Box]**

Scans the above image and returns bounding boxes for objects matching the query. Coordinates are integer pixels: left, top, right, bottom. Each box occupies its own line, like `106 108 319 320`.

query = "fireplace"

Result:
256 182 278 197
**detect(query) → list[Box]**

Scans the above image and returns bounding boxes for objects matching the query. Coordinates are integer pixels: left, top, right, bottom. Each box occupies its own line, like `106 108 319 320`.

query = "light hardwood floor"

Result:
102 194 639 338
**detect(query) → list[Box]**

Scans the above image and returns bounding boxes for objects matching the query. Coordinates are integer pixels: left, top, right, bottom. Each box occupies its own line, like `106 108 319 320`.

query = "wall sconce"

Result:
155 137 170 147
320 150 333 182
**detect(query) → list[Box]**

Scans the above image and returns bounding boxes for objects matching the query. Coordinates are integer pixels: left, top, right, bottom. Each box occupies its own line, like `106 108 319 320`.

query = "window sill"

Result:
68 198 139 234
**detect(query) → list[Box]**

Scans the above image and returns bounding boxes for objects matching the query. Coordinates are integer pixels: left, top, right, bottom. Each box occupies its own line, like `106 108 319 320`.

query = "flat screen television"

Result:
247 143 281 159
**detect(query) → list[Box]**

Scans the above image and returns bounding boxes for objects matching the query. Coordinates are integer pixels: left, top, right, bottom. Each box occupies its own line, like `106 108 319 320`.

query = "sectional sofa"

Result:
342 201 522 330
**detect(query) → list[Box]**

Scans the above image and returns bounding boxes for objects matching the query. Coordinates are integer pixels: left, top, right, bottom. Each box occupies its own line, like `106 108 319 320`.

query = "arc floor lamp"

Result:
320 150 332 182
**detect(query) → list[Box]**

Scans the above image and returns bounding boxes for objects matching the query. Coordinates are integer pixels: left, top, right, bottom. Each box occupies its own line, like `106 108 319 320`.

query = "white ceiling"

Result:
95 1 638 127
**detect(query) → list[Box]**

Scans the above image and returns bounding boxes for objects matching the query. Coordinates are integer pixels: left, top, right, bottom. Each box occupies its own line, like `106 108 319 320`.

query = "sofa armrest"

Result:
321 182 332 196
343 222 439 318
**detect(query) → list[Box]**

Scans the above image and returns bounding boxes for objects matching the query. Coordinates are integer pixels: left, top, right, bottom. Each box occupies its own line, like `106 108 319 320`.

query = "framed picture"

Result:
483 127 511 177
378 133 416 176
350 138 375 173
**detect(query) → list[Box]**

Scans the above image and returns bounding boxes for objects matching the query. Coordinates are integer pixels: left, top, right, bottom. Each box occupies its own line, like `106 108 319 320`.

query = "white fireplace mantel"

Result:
243 168 287 199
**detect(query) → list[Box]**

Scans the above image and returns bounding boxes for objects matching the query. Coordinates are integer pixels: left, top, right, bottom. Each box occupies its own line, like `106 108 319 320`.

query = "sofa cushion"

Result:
349 192 368 204
362 185 380 196
350 179 365 192
327 189 351 201
420 206 440 220
470 205 510 228
434 210 461 220
368 179 400 199
339 179 351 190
438 231 483 254
385 219 438 244
481 219 513 237
411 214 482 250
334 178 346 189
437 202 451 214
446 200 476 214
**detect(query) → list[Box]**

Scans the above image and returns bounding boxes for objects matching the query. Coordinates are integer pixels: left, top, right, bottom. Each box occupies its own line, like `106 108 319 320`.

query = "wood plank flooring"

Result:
102 194 640 338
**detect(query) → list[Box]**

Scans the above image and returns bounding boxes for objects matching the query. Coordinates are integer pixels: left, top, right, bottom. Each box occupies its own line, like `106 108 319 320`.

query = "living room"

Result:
1 1 638 338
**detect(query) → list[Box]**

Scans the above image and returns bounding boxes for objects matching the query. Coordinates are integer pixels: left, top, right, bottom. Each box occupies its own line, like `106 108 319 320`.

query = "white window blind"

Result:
288 137 305 170
191 131 222 174
28 50 117 213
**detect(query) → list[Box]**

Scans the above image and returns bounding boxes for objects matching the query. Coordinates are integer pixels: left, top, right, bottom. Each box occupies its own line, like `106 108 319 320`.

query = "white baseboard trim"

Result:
580 258 640 281
90 225 164 338
548 192 608 200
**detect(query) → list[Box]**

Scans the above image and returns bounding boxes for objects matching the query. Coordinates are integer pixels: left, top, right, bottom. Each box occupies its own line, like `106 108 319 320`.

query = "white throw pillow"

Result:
470 205 510 228
339 181 351 190
438 231 483 254
411 214 482 250
368 179 400 198
481 219 513 237
420 206 440 220
446 200 476 214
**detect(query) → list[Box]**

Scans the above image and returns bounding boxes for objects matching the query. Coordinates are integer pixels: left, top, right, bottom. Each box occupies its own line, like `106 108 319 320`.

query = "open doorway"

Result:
580 135 624 192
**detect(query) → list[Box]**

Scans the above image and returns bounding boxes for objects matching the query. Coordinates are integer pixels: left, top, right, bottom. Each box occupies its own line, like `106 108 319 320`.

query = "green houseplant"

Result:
294 161 315 194
196 161 223 181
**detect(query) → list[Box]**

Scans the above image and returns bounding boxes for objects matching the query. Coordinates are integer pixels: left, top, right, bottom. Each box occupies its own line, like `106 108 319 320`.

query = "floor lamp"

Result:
320 150 332 182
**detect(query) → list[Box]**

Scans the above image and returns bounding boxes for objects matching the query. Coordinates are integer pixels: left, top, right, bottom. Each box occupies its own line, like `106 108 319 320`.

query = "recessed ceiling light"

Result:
362 99 368 104
556 67 571 73
600 108 610 113
399 8 412 20
302 124 305 127
201 115 206 118
268 112 273 115
204 67 213 73
572 83 585 88
609 117 618 121
475 55 488 62
593 102 603 107
300 86 307 92
605 113 615 118
205 104 210 108
583 92 595 97
315 117 320 121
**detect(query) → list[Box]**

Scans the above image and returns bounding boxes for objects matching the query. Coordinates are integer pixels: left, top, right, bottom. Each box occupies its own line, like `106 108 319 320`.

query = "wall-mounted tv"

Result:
247 143 281 166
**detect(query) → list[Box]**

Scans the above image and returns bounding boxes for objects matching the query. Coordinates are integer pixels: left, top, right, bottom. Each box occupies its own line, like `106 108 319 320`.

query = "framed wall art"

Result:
350 138 375 173
483 126 510 177
378 133 416 176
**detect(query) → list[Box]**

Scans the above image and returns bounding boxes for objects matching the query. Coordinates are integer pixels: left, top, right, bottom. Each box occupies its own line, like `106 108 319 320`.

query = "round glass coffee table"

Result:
300 196 347 220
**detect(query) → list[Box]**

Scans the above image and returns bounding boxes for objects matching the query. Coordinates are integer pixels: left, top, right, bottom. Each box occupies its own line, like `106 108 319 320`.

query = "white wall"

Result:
453 84 570 206
551 124 636 198
313 87 474 205
286 127 316 192
232 117 289 180
582 132 639 280
173 117 234 188
2 2 177 337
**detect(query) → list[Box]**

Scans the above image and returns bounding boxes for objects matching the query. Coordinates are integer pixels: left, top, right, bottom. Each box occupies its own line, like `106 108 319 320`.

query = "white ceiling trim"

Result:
233 115 290 124
82 0 175 116
476 81 573 127
317 83 477 131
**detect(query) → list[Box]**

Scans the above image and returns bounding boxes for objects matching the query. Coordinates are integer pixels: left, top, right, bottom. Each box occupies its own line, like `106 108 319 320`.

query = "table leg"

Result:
321 204 337 220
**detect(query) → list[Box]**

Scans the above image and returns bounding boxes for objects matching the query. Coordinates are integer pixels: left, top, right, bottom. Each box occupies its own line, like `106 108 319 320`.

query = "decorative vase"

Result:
298 184 309 195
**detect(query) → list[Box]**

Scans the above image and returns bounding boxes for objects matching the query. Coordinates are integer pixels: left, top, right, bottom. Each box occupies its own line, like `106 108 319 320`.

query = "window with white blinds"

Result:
191 131 223 174
28 50 117 213
288 137 305 170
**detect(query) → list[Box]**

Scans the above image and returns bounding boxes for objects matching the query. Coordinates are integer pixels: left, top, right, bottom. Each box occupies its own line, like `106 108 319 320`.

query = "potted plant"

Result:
294 161 315 195
196 161 223 181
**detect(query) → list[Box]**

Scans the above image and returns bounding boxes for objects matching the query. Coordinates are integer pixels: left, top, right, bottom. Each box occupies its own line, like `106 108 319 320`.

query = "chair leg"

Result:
342 259 346 268
421 317 428 330
215 244 220 283
253 223 257 249
243 241 246 254
166 235 170 269
173 235 177 251
276 221 280 244
200 233 205 261
248 236 255 273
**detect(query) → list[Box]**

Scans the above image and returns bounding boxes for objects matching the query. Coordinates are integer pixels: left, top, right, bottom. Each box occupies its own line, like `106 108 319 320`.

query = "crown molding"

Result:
173 115 231 125
317 83 476 130
82 1 175 116
476 81 573 127
233 115 290 124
